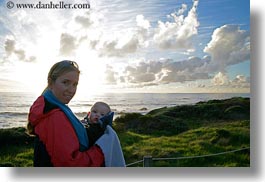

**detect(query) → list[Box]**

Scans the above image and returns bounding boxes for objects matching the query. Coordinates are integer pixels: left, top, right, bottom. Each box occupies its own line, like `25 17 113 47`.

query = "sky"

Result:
0 0 250 94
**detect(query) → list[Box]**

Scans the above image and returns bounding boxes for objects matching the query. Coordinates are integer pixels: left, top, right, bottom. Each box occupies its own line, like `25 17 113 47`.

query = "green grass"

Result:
0 97 250 167
0 127 34 167
120 120 249 167
0 147 33 167
115 97 250 167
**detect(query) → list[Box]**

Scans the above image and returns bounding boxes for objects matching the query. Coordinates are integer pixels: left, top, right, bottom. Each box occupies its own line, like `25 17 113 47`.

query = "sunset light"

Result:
0 0 250 94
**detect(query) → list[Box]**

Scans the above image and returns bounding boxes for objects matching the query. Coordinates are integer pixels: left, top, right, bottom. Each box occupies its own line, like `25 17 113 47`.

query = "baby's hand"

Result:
98 112 114 130
81 119 88 125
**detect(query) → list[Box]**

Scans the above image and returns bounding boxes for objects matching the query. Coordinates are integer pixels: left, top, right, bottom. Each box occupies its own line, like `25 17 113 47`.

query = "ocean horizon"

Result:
0 92 250 129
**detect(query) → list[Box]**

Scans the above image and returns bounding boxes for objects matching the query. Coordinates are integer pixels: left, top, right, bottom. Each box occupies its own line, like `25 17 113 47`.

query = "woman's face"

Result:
49 71 79 104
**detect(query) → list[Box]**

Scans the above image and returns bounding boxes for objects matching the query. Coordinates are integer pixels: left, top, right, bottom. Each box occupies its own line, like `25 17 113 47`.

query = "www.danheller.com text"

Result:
6 1 91 9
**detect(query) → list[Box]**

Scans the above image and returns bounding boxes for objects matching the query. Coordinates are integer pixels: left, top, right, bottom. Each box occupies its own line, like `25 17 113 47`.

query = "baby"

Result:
82 102 114 147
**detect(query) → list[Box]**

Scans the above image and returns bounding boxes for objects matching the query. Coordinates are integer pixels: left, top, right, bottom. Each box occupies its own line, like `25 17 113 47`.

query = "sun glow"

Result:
6 61 47 94
5 48 110 96
74 48 108 97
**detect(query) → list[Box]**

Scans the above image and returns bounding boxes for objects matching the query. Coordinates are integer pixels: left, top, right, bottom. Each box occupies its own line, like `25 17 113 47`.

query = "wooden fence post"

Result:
143 156 153 167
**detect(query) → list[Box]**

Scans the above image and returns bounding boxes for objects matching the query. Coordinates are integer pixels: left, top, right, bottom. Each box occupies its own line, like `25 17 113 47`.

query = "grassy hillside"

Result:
114 97 250 167
0 127 34 166
0 97 250 167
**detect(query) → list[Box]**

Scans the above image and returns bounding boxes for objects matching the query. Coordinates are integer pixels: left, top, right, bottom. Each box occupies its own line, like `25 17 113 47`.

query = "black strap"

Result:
34 136 53 167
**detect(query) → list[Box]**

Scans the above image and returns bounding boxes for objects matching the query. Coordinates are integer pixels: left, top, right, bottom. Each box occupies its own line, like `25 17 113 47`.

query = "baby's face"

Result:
89 104 110 123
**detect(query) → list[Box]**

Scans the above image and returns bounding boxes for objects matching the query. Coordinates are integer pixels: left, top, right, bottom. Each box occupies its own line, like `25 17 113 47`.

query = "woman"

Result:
27 60 104 166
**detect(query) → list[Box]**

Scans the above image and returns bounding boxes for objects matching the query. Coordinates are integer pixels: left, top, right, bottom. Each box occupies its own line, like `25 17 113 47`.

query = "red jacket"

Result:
28 96 104 167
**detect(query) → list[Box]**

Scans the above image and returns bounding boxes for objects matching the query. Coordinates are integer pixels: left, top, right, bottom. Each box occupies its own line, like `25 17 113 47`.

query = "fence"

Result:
126 147 250 167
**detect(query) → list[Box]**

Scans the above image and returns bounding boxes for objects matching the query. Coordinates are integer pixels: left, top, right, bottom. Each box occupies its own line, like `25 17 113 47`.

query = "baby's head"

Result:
88 102 111 123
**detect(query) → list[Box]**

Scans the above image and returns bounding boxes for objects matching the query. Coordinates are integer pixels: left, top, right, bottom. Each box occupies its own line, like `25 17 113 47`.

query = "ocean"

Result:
0 92 250 129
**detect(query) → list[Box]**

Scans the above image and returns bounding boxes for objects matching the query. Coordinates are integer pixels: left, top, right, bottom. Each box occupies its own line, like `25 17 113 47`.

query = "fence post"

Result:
143 156 153 167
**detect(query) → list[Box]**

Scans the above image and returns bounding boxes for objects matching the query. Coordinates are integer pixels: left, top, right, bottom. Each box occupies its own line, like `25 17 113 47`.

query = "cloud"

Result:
160 56 210 83
135 14 151 47
96 34 140 57
177 4 188 15
4 1 200 59
59 33 77 56
106 56 210 86
104 65 117 84
67 12 151 58
74 11 94 28
105 50 250 89
211 72 250 89
121 61 163 84
90 14 151 57
3 36 36 62
212 72 229 86
136 14 151 30
81 1 199 57
0 5 71 63
230 75 250 88
204 24 250 72
4 38 15 56
153 0 199 50
0 0 250 93
104 46 249 90
81 1 200 57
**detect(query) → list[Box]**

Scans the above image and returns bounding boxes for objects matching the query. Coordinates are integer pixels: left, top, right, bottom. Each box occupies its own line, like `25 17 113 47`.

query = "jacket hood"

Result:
28 96 59 126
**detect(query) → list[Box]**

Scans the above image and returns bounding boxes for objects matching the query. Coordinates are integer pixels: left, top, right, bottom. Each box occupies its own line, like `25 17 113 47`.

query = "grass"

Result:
0 127 34 167
0 97 250 167
120 120 249 167
115 97 250 167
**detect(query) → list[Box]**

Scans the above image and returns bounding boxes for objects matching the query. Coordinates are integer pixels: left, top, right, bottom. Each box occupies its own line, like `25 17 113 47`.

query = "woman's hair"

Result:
43 60 80 94
27 60 80 135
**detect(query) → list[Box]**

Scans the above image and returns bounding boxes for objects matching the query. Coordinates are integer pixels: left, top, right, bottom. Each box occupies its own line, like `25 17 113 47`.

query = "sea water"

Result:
0 92 250 128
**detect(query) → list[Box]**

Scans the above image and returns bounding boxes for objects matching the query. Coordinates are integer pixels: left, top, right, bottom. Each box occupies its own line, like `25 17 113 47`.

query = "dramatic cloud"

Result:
104 51 249 90
73 1 200 58
106 56 210 86
82 1 199 57
153 0 199 50
0 0 250 93
204 24 250 72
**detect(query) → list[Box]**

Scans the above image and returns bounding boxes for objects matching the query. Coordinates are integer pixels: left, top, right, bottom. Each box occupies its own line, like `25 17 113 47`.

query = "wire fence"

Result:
126 147 250 167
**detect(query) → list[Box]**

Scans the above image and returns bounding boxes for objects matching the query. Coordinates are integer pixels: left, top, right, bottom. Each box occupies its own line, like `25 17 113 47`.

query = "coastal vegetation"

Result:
0 97 250 167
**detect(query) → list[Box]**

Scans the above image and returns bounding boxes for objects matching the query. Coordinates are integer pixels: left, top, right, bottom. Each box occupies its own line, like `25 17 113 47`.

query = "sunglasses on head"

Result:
61 60 79 69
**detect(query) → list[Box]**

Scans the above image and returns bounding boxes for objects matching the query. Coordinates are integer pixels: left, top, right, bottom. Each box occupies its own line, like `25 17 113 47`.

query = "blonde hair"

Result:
27 60 80 135
42 60 80 94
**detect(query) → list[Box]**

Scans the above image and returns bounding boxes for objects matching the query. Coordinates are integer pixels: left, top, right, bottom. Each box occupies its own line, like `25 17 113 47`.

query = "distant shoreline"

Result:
0 93 250 129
